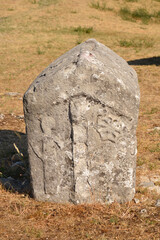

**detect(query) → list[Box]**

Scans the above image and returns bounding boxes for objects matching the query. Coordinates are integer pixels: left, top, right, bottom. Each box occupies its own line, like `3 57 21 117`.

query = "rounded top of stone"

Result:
24 39 140 117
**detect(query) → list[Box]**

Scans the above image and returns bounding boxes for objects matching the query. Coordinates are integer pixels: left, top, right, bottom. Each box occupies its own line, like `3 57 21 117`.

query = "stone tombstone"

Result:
23 39 140 204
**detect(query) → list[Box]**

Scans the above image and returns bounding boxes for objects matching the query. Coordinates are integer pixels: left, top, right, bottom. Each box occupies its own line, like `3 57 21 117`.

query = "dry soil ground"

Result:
0 0 160 239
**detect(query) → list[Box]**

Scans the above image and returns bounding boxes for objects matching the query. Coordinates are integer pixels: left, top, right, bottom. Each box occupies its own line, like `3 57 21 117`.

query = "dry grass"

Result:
0 184 160 240
0 0 160 239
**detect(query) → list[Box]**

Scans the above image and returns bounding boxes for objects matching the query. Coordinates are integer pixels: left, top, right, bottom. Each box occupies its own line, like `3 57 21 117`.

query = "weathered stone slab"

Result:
23 39 140 204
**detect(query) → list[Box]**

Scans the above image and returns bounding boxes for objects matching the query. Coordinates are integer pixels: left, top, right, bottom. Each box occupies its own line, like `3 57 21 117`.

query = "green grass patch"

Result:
132 8 152 24
110 216 119 224
90 1 107 11
0 16 14 33
119 40 133 47
37 47 45 55
91 218 101 225
29 0 58 6
125 0 138 2
73 26 93 34
119 7 160 23
137 157 146 166
76 39 82 45
154 11 160 18
145 219 157 225
119 7 134 21
24 227 43 239
149 143 160 153
38 0 58 6
29 0 37 3
71 10 77 14
148 129 160 136
89 15 101 20
145 107 159 115
119 38 153 48
7 8 14 11
148 163 157 170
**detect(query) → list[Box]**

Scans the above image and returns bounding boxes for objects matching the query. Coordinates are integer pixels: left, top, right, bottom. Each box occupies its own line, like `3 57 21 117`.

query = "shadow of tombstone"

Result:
0 130 31 195
128 56 160 66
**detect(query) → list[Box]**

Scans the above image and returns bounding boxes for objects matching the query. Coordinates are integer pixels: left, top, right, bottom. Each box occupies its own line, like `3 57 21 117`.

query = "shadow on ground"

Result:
128 56 160 66
0 130 31 195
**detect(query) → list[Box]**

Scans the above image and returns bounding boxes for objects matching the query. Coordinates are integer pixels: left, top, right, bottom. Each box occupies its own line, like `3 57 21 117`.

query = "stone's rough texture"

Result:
23 39 140 204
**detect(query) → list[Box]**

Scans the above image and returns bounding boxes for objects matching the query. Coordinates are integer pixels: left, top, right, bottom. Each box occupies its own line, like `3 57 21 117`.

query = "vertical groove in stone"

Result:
29 142 46 195
68 100 75 202
41 140 46 195
86 123 93 197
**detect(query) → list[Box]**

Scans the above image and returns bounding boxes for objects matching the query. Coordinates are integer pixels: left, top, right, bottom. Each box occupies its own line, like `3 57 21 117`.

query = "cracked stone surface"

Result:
23 39 140 204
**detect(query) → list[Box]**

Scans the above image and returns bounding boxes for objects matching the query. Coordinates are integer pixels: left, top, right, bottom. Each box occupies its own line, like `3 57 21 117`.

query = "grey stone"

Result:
23 38 140 204
0 114 5 120
5 92 21 97
140 209 147 214
155 199 160 207
154 127 160 131
139 181 155 188
16 115 24 119
133 198 140 204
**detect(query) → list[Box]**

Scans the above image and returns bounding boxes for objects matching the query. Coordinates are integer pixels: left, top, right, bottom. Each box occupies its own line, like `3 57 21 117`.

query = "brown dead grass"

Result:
0 184 160 240
0 0 160 239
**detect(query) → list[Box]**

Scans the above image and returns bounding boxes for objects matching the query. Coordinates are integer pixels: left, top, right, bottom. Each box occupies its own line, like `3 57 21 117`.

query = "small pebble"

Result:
139 181 155 188
16 115 24 119
140 209 147 214
0 114 5 120
154 127 160 131
155 199 160 207
5 92 20 97
134 198 140 204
